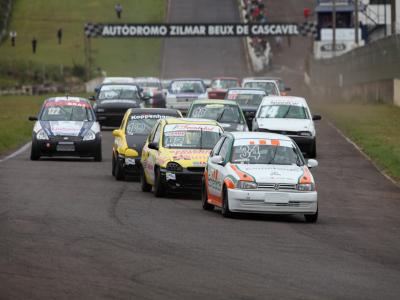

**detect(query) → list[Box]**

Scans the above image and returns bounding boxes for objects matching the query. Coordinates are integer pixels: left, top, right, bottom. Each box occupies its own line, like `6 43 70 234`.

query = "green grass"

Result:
0 0 165 77
0 95 44 154
312 102 400 182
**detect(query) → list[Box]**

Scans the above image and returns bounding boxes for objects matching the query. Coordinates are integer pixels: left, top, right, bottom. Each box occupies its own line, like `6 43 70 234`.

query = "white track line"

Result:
0 142 31 163
326 120 399 188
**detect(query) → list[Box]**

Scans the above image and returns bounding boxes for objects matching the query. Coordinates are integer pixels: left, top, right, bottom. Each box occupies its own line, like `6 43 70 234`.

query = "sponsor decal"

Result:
130 114 169 120
45 101 90 108
99 100 138 105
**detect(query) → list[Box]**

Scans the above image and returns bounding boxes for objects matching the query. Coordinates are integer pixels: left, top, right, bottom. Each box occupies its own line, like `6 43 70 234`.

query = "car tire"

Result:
308 140 317 158
305 207 318 223
30 143 40 161
141 167 152 192
202 179 214 211
94 145 102 162
153 167 165 197
112 153 116 176
221 187 232 218
115 158 125 181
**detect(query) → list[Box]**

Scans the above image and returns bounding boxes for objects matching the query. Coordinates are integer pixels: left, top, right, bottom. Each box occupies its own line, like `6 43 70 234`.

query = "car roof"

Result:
242 78 277 83
191 99 238 105
133 77 161 82
227 131 293 142
163 117 220 126
102 77 135 84
212 77 239 81
226 87 266 93
127 108 181 116
260 96 308 106
170 78 205 81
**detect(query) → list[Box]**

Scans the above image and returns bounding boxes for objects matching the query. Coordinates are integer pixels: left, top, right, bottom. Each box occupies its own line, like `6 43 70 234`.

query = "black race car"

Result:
29 97 102 161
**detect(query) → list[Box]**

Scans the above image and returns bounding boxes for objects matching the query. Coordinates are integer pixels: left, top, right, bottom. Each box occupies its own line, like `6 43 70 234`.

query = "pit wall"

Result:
309 34 400 106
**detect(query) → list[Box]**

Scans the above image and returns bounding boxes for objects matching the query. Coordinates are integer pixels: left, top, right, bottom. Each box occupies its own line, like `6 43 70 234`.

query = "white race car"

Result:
242 77 280 96
252 96 321 158
202 132 319 222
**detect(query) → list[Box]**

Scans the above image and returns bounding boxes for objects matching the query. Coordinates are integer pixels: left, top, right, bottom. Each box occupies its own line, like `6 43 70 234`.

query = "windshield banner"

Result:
84 23 316 38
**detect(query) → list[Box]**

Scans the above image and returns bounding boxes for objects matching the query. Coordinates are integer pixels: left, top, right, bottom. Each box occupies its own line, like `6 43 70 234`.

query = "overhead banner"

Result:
84 23 316 38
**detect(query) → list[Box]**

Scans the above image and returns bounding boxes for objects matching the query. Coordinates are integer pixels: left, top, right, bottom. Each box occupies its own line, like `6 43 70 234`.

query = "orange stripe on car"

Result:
230 165 254 182
259 139 267 145
271 139 280 146
224 178 235 189
299 167 312 184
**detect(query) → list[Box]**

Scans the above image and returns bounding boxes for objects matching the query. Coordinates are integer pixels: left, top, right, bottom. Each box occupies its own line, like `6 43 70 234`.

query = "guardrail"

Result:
0 0 12 43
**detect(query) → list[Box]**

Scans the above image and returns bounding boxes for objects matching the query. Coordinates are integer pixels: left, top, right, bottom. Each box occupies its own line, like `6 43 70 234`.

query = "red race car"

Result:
207 77 241 99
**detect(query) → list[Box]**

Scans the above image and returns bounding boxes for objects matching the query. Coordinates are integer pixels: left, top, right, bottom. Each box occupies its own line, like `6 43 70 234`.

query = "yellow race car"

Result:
140 118 223 196
112 108 182 180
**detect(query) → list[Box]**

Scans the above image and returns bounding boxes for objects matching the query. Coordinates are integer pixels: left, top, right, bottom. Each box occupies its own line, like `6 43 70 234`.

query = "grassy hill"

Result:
0 0 165 79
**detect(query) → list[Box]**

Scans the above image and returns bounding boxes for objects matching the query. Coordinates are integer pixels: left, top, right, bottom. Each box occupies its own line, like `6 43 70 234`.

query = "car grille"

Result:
50 136 82 142
257 183 297 191
241 200 311 208
187 167 205 173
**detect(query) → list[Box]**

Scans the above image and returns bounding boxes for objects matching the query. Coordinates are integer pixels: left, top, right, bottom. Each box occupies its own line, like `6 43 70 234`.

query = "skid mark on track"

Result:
109 184 128 225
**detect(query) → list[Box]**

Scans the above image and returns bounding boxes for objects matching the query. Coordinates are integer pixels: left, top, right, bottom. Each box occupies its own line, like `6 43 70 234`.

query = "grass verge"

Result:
313 102 400 182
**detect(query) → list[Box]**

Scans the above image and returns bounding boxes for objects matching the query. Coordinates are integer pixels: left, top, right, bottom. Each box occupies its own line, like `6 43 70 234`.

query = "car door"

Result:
207 136 225 201
145 123 162 184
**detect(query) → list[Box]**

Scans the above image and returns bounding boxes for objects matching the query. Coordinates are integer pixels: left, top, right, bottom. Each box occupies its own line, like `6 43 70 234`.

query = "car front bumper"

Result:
33 135 101 158
227 189 317 214
159 168 204 190
117 156 141 176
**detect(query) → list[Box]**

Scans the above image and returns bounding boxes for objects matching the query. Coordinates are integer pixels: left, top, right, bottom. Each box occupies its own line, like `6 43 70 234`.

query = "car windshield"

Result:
169 81 205 94
163 124 222 149
189 104 243 124
231 140 302 165
41 102 94 121
227 92 264 106
211 79 238 89
98 85 139 100
258 104 309 119
125 115 164 135
244 82 279 95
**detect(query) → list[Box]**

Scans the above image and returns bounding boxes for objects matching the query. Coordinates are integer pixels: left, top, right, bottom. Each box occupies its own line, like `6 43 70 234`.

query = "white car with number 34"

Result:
202 132 319 222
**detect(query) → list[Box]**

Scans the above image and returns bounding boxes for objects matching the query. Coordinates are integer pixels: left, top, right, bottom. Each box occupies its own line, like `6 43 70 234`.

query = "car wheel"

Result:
30 143 40 161
115 158 125 181
202 179 214 211
94 145 102 162
112 153 116 176
153 167 165 197
305 207 318 223
221 187 232 218
308 140 317 158
141 167 152 192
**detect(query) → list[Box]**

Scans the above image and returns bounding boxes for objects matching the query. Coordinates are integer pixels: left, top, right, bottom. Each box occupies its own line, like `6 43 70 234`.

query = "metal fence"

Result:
0 0 12 43
309 34 400 88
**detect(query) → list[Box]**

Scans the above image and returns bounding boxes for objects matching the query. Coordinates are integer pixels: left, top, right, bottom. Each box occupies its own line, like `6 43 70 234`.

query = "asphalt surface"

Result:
1 0 400 299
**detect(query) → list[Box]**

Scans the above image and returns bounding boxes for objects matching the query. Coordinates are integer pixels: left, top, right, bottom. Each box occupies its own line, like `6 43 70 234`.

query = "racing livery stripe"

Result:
224 177 235 189
299 167 312 184
230 164 255 182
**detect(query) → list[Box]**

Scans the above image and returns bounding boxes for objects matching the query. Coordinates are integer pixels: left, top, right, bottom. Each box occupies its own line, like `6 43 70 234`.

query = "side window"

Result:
218 138 231 160
152 124 161 143
211 137 225 157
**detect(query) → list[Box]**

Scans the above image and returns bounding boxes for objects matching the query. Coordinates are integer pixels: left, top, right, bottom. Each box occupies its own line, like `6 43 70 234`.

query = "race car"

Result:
140 118 223 196
252 96 321 158
225 88 266 130
112 108 182 180
133 77 166 108
207 77 241 99
165 78 208 113
202 132 319 222
28 97 102 161
187 99 248 132
242 77 281 96
92 83 149 127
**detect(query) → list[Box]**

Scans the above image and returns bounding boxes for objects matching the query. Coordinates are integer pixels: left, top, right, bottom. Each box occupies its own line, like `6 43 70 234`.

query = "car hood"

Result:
40 121 93 137
257 118 312 132
96 99 140 108
231 163 305 184
158 148 211 168
126 135 147 154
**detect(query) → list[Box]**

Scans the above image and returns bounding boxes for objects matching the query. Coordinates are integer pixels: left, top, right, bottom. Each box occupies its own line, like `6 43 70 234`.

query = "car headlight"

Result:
166 162 183 172
296 183 315 191
96 108 105 113
36 129 49 140
83 130 96 141
298 131 312 137
236 181 258 190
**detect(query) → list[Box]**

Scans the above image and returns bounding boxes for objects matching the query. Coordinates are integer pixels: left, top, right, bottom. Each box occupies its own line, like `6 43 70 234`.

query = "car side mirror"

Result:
210 155 224 165
148 142 159 151
94 86 100 93
28 116 38 121
112 129 122 137
312 115 322 121
307 159 318 168
89 95 96 101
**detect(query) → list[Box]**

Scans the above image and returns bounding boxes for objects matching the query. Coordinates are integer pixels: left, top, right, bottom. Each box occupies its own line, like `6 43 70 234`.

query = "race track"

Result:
1 0 400 299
